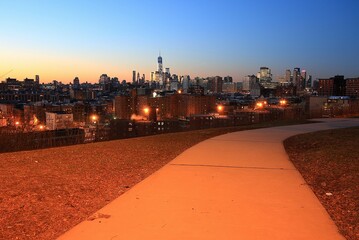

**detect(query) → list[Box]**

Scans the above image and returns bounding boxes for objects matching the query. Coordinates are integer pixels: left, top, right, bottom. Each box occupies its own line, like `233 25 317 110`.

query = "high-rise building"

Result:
222 82 237 93
150 72 155 81
208 76 223 93
99 74 110 85
307 75 312 88
73 77 80 88
132 70 136 84
285 69 291 83
293 68 300 86
243 75 260 96
35 75 40 84
301 70 307 89
181 75 190 93
157 54 163 86
224 76 233 83
158 54 163 73
260 67 271 79
301 70 307 81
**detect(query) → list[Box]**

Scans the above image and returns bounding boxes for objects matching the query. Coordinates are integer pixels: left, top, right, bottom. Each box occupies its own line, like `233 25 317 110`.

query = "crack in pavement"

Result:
208 139 282 143
170 163 296 171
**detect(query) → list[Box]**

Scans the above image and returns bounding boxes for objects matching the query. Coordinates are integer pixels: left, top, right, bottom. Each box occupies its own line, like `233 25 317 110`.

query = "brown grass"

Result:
284 127 359 240
0 120 309 240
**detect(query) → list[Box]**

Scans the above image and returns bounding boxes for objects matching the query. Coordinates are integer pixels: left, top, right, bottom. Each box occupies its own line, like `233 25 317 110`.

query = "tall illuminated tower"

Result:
158 53 163 73
157 52 163 86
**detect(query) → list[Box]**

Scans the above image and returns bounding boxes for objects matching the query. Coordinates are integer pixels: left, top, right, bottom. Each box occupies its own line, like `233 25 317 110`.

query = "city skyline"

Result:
1 0 359 83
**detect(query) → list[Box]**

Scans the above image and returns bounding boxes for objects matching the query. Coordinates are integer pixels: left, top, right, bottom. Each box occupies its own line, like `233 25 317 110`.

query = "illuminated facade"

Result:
45 111 73 130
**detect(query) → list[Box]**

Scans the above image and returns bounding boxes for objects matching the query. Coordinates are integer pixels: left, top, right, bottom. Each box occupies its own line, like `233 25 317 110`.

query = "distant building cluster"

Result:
0 54 358 136
131 54 239 94
242 67 313 98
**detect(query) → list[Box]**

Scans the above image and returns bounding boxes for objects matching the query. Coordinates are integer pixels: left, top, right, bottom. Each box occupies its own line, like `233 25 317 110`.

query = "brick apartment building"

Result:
114 93 216 120
346 78 359 97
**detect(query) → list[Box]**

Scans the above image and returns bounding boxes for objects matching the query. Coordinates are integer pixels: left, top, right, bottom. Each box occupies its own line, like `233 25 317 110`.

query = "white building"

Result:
46 112 73 130
243 75 257 91
222 82 237 93
181 75 191 93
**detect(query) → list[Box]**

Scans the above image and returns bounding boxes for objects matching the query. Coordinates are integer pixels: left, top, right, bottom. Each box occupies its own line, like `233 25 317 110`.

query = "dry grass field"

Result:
284 127 359 240
1 121 306 240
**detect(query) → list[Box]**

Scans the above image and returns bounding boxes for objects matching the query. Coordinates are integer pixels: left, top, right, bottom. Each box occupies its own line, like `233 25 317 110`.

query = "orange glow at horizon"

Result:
0 49 134 84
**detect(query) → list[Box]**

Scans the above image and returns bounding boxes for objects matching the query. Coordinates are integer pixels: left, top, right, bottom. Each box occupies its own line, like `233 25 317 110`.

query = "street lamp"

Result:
217 105 223 112
143 107 150 115
256 102 264 109
280 99 287 106
90 114 98 124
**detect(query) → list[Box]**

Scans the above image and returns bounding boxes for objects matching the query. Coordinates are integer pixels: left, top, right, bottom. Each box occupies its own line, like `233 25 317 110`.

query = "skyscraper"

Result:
259 67 272 82
182 75 190 93
293 68 300 87
158 54 163 73
132 70 136 84
285 69 291 83
307 75 312 88
99 74 110 84
155 53 164 86
150 72 155 81
73 77 80 87
260 67 271 79
224 76 233 83
301 70 307 89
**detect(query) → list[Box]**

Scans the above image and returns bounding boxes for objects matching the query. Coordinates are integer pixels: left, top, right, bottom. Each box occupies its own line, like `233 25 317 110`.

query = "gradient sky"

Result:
0 0 358 83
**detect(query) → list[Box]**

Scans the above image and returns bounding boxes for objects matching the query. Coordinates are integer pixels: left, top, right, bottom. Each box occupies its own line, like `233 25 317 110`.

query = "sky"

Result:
0 0 358 83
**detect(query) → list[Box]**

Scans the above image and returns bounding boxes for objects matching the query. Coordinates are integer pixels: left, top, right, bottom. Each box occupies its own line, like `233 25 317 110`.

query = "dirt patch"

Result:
284 127 359 240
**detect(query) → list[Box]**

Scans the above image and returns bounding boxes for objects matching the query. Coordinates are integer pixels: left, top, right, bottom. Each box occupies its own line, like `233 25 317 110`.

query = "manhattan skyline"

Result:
1 0 358 83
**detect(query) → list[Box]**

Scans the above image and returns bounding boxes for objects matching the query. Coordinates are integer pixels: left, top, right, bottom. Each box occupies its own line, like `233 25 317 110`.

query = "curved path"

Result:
59 118 359 240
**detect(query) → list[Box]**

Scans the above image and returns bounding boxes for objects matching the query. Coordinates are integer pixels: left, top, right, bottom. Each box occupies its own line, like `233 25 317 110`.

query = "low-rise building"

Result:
46 111 73 130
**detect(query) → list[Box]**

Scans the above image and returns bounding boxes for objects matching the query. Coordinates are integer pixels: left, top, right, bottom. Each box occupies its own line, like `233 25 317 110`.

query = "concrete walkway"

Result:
59 118 359 240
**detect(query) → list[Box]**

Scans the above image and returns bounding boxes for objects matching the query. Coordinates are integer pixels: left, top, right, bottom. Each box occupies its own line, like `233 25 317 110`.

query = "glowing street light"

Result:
256 102 264 109
280 99 287 106
217 105 223 112
15 121 20 126
143 107 150 114
90 114 99 124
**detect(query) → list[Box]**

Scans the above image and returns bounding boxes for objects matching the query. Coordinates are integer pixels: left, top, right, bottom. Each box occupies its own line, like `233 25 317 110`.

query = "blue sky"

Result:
0 0 358 83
